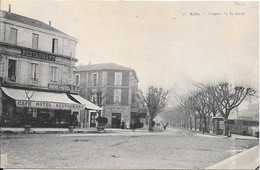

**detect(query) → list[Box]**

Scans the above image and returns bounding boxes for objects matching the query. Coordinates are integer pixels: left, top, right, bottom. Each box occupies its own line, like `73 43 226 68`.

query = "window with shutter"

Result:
52 38 58 53
8 59 16 81
114 89 121 103
51 66 57 82
31 63 38 81
10 28 17 45
32 33 39 49
75 74 80 85
115 72 122 86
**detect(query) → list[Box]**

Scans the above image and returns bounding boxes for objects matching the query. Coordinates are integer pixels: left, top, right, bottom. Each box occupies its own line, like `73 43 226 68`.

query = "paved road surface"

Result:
1 128 258 169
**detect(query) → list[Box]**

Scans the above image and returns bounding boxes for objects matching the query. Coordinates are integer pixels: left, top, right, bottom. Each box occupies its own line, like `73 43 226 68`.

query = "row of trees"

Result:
80 81 256 135
162 82 256 136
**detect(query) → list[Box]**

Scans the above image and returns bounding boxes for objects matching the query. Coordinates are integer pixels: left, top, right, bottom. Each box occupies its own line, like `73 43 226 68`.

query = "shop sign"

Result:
16 100 84 110
131 107 147 113
21 49 56 61
105 106 129 112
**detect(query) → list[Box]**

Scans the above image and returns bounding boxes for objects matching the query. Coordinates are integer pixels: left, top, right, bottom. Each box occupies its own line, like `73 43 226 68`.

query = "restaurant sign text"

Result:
21 49 56 61
16 100 84 110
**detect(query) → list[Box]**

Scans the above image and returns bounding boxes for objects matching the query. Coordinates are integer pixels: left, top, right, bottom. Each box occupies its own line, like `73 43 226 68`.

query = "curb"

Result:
0 127 108 135
175 127 258 140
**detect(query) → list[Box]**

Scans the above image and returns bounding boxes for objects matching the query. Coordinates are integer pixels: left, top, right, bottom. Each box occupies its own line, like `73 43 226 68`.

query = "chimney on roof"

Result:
49 21 51 26
8 4 11 13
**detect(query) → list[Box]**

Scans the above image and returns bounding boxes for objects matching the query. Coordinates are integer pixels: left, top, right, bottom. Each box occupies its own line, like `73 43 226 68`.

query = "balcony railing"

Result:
9 75 16 82
48 83 79 94
30 78 38 83
70 85 79 94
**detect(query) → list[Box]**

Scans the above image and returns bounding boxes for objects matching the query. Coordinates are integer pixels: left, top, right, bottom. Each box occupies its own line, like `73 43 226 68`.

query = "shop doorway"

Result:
90 112 96 127
111 113 121 128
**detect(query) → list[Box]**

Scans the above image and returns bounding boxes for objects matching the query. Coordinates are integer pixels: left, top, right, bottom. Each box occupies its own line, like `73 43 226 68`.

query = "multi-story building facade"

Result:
0 8 99 128
76 63 147 128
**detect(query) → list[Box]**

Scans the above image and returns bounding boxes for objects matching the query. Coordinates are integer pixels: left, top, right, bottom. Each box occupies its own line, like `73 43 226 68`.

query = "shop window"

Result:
75 74 80 86
31 63 38 81
8 59 16 82
52 38 58 53
10 28 17 45
32 33 39 49
115 72 122 86
51 66 57 82
114 89 121 103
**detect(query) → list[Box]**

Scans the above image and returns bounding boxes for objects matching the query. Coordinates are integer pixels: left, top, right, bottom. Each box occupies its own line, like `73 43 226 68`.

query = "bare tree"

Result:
160 108 179 127
144 86 169 131
177 90 212 132
207 83 256 136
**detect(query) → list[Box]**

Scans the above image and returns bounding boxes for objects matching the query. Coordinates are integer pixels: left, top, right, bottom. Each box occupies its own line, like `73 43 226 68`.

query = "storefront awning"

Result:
1 87 84 110
69 94 103 111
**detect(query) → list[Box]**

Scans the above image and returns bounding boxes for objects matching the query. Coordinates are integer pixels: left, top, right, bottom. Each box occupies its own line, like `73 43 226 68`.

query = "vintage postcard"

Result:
0 0 259 169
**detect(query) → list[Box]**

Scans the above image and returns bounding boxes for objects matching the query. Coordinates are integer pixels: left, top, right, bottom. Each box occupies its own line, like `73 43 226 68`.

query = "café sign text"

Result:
16 100 84 110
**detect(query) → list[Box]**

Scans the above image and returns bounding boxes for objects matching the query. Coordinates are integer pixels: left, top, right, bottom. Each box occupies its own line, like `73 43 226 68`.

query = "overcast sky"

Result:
1 1 259 94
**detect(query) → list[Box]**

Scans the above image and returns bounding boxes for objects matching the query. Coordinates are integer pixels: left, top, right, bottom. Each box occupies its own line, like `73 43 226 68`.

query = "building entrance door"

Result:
90 112 96 127
111 113 121 128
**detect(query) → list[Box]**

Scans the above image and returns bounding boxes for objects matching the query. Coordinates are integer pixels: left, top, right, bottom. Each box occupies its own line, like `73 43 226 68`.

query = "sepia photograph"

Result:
0 0 259 169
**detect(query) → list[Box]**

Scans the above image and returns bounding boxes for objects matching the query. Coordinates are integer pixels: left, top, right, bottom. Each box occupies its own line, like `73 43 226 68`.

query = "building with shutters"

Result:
76 63 147 128
0 7 101 128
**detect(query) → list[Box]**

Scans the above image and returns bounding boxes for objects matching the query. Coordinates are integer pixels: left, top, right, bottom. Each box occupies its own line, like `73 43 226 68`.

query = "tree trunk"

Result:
212 112 216 134
148 117 154 131
190 118 192 130
207 116 211 133
199 117 202 131
203 117 207 133
194 116 197 131
223 117 229 136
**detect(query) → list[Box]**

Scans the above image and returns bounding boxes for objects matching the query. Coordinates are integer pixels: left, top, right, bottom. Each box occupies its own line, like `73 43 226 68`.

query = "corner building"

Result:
76 63 147 128
0 9 86 128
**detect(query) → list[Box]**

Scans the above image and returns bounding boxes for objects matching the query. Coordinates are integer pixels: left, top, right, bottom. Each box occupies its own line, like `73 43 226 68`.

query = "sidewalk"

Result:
0 127 147 134
0 127 99 134
206 145 259 169
175 127 259 140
